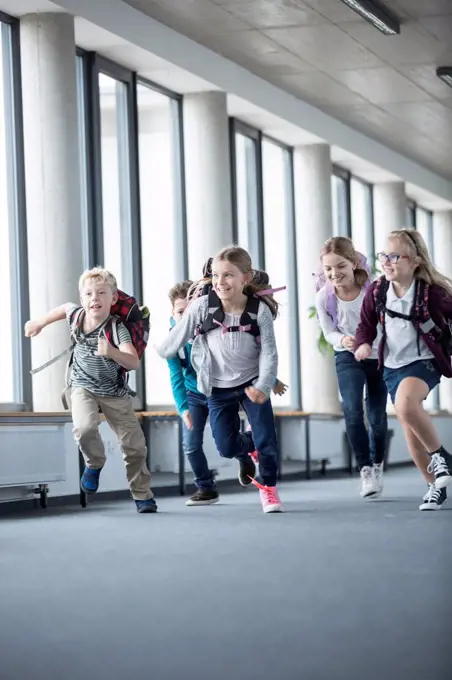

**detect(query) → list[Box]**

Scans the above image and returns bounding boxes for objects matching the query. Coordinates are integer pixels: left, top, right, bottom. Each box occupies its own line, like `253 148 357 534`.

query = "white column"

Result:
21 14 83 411
294 144 341 414
183 92 233 278
434 211 452 412
373 181 406 254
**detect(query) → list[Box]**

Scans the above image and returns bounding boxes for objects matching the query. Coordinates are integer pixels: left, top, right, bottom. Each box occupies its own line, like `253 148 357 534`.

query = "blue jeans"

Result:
182 391 216 490
207 381 279 487
335 351 388 470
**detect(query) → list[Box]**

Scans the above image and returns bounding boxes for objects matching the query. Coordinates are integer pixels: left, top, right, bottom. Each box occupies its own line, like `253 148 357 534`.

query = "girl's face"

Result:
378 238 417 283
212 259 251 302
322 252 355 289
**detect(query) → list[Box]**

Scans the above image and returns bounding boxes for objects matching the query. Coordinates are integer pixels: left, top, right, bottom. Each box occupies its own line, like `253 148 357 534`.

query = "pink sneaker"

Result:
249 477 284 513
249 450 259 464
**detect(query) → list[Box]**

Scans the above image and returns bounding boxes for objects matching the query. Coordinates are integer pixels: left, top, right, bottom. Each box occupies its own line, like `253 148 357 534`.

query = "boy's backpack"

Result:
313 252 372 325
68 290 150 392
31 290 150 403
373 276 452 356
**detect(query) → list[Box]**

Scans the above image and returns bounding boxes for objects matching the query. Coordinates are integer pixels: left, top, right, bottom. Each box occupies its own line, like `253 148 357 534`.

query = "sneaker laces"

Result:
423 484 441 504
248 476 280 505
427 453 448 476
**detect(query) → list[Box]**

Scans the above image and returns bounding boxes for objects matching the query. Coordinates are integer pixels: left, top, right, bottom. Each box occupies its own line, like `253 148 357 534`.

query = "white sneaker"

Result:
259 485 284 513
372 463 384 496
419 484 447 511
360 466 379 498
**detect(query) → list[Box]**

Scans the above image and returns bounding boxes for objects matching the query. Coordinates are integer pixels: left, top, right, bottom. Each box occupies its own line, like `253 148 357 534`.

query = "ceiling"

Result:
120 0 452 181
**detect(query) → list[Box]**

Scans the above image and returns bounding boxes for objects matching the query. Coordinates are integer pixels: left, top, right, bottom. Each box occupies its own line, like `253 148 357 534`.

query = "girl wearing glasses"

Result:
316 237 387 499
355 229 452 511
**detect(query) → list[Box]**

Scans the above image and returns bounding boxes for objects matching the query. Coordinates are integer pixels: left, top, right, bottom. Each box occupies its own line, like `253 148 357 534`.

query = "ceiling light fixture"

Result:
436 66 452 88
339 0 400 36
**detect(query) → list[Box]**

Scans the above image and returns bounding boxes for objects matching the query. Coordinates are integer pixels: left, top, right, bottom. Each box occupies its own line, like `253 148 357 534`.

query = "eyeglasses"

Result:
376 252 410 264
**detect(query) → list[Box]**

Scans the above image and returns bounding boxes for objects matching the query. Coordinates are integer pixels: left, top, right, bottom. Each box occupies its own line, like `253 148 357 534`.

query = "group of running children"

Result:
24 229 452 514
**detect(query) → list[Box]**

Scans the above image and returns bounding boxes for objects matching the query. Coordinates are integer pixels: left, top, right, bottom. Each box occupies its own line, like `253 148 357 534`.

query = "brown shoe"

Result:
238 456 256 487
185 489 219 506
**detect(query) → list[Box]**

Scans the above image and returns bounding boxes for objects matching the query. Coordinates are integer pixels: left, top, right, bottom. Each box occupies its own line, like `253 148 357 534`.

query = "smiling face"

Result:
211 258 251 304
80 277 117 323
322 252 356 290
379 237 417 284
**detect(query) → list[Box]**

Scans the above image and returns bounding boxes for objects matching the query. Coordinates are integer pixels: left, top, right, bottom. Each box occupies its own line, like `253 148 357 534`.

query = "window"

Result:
0 17 27 403
98 71 134 291
232 122 264 268
406 200 416 228
137 82 185 407
351 178 374 264
262 139 298 408
331 172 351 238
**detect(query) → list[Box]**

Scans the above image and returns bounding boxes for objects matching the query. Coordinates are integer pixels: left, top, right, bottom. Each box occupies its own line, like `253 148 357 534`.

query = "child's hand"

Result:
182 410 193 430
354 344 372 362
24 320 44 337
245 387 267 404
273 380 288 396
95 336 113 358
341 335 355 350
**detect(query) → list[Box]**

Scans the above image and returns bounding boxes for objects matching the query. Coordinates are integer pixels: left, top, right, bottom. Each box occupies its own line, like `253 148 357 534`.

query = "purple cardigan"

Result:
354 280 452 378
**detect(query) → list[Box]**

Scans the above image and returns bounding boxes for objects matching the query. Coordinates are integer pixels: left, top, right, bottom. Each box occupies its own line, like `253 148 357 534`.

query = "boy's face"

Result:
81 278 118 322
172 297 188 322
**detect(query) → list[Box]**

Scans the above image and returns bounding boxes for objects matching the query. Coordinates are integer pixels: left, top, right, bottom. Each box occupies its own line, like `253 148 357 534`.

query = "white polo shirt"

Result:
384 281 434 369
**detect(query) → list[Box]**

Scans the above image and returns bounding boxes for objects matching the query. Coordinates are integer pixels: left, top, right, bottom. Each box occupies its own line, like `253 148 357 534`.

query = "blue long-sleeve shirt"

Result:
167 318 201 415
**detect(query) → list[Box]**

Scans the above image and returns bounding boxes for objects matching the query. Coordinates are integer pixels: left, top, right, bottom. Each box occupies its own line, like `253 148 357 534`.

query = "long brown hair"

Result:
320 237 370 288
189 246 279 318
388 229 452 296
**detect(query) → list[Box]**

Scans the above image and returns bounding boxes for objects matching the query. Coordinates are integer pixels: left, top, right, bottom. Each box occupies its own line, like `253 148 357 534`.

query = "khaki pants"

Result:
71 387 153 501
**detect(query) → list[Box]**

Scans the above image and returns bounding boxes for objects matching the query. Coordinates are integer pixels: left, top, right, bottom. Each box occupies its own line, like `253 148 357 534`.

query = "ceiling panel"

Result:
264 24 384 69
396 64 452 102
277 71 369 107
392 0 452 18
222 0 327 29
338 21 449 65
419 15 452 46
331 66 432 104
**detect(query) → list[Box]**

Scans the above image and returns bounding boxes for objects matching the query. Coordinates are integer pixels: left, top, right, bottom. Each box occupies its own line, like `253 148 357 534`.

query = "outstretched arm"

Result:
24 303 74 337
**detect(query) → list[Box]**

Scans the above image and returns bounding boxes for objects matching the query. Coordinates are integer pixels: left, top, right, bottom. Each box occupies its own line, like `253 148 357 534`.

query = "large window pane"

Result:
0 21 19 402
98 72 133 291
331 174 350 238
137 84 183 407
262 140 294 407
234 131 262 266
351 178 374 264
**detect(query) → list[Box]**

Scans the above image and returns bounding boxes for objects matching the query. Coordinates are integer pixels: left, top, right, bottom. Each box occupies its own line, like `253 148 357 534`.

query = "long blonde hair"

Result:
189 246 279 318
388 229 452 296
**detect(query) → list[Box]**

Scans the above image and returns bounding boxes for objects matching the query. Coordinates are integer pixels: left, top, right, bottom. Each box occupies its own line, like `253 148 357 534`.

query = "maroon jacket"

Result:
354 280 452 378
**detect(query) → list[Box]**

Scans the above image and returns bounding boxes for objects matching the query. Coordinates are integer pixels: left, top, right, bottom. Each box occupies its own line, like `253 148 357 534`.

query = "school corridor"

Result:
1 467 450 680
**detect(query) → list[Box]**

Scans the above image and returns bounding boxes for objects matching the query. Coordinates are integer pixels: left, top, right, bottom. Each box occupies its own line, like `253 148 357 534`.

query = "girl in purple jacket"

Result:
355 229 452 511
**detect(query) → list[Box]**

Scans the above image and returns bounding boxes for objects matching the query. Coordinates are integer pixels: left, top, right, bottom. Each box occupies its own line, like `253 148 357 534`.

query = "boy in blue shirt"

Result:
168 281 219 506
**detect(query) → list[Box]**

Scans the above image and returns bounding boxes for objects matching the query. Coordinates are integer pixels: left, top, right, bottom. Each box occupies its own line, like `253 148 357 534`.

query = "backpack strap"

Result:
373 276 389 326
197 289 224 335
30 307 84 375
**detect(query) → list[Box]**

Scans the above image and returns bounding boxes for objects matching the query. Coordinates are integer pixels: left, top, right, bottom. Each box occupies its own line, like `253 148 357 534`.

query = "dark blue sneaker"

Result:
80 467 102 494
135 498 158 514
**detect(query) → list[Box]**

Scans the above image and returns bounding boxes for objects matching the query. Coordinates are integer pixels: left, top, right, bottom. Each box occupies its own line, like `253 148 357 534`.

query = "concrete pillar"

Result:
373 181 406 254
293 144 341 414
21 14 83 411
434 211 452 412
183 92 233 278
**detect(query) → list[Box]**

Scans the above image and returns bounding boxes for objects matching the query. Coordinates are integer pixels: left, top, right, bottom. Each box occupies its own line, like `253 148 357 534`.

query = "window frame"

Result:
230 118 265 269
332 165 352 239
406 199 417 229
1 13 31 407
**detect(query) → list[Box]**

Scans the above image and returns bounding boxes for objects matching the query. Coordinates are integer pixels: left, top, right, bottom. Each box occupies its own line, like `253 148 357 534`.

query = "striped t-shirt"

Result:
66 305 131 397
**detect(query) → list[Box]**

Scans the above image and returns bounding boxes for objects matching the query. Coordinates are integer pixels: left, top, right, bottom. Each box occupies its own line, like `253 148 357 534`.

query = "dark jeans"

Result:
335 351 388 470
207 380 279 487
182 391 216 490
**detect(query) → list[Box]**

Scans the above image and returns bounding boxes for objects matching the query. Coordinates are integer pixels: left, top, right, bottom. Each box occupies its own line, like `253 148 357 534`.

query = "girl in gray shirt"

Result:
156 246 283 514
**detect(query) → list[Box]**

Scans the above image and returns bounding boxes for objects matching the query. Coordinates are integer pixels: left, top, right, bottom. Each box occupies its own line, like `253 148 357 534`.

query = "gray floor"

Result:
0 468 451 680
